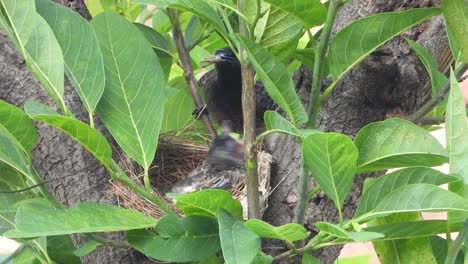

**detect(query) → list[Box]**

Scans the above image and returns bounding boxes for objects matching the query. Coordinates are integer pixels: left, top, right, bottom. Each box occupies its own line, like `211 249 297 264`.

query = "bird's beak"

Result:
200 54 223 68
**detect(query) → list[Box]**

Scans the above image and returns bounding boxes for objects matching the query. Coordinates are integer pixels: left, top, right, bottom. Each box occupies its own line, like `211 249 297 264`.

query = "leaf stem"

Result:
307 0 341 128
143 168 151 192
408 63 467 124
444 220 468 264
294 158 310 224
238 0 260 219
168 9 217 140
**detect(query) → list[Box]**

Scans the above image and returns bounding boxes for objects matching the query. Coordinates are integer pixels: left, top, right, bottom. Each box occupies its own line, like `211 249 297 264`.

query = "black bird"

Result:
171 124 245 194
197 47 277 133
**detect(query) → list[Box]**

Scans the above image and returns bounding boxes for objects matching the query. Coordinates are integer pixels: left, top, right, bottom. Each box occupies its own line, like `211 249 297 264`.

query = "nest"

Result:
111 134 272 219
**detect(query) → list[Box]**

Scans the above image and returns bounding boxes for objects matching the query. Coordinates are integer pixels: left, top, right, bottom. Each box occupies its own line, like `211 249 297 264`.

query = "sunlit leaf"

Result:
263 0 326 28
245 219 309 242
442 0 468 62
0 100 38 153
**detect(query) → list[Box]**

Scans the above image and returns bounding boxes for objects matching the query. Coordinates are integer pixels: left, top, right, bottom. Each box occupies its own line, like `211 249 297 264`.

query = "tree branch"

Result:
168 9 217 140
238 0 260 219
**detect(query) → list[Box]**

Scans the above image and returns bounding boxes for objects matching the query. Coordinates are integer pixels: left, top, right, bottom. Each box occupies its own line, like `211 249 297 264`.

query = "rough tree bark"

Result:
0 0 450 263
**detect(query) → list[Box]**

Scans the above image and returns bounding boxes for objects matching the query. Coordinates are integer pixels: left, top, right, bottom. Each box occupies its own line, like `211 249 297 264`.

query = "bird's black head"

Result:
201 47 241 81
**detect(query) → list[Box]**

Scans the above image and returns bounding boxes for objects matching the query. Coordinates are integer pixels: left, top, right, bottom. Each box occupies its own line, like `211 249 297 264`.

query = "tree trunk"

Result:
0 0 450 263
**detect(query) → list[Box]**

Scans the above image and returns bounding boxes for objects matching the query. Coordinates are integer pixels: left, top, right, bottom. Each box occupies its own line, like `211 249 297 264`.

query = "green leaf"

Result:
355 167 459 216
302 253 321 264
446 70 468 222
173 189 243 220
446 27 463 64
218 209 260 264
354 118 448 173
0 125 36 182
4 202 156 238
0 0 36 42
47 235 80 264
442 0 468 62
328 8 441 82
24 102 112 169
91 12 166 170
0 100 38 153
245 219 309 242
316 222 383 242
161 83 194 133
405 39 447 96
364 220 465 241
361 184 468 223
252 253 273 264
127 215 221 262
36 0 105 114
302 133 358 213
263 0 326 28
73 240 101 257
430 236 464 264
136 0 229 40
264 110 302 137
0 162 27 192
238 36 308 126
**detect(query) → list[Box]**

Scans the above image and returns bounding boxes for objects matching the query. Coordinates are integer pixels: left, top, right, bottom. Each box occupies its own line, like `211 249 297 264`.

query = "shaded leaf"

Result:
245 219 309 242
218 209 260 264
302 253 321 264
430 236 465 264
303 133 358 213
354 118 448 173
356 167 459 216
36 0 105 114
73 240 101 257
263 0 326 28
92 12 166 170
47 235 80 264
25 102 112 169
239 36 307 126
4 202 156 238
173 189 243 220
127 215 220 262
0 100 38 153
328 8 441 82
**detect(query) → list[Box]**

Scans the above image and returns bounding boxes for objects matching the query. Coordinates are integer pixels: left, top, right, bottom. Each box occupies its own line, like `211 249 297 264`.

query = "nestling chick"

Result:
171 124 245 194
197 47 277 133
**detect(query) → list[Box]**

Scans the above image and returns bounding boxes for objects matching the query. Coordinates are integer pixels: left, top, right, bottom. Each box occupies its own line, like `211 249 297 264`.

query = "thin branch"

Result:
168 9 217 140
295 0 342 228
408 63 467 124
238 0 260 219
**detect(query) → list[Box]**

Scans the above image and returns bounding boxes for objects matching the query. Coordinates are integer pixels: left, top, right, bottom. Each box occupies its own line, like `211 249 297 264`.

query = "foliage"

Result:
0 0 467 263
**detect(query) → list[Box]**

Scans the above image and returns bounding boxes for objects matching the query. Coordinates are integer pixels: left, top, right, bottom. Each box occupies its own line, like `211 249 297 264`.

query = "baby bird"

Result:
171 124 245 194
197 47 277 133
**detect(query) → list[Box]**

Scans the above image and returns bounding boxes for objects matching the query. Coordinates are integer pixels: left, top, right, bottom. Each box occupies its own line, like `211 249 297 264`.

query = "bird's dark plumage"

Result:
198 47 277 133
171 124 245 194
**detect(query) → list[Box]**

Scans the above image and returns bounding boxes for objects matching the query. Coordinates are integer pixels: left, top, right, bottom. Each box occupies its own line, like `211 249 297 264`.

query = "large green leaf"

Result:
24 102 112 168
218 209 260 264
4 202 156 238
0 0 36 42
135 0 228 40
245 219 309 242
0 100 38 153
303 133 358 213
355 167 459 216
364 220 464 241
361 184 468 223
354 118 448 173
161 81 194 133
91 12 166 170
263 0 326 28
442 0 468 62
173 189 243 220
35 0 105 114
47 235 80 264
238 36 307 126
446 70 468 222
328 8 441 82
127 215 220 262
0 162 27 190
316 222 383 242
